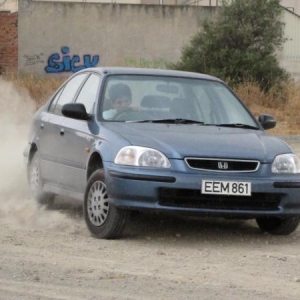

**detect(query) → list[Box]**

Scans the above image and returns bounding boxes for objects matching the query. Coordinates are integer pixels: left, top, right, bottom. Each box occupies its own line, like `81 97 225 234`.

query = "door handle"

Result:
60 128 65 136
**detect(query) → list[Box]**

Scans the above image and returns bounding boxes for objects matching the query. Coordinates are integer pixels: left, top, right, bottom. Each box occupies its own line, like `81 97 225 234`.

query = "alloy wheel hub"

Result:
87 181 109 226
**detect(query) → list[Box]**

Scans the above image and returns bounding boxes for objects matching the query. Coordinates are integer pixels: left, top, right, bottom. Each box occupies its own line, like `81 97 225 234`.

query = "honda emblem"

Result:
218 161 228 170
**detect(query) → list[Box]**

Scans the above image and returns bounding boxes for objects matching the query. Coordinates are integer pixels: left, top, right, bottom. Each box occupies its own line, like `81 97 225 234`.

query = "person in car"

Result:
103 83 132 119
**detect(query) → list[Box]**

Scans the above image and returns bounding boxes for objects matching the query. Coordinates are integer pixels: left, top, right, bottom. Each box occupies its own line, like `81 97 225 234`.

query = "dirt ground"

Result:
1 78 300 300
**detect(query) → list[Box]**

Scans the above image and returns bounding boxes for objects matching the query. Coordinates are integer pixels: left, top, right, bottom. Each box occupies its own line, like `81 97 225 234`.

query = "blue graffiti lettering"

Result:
61 47 70 55
71 56 84 73
45 47 100 73
45 53 64 73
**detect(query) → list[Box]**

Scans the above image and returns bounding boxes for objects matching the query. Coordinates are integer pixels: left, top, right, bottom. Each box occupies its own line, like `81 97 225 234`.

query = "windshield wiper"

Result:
215 123 259 130
133 118 205 125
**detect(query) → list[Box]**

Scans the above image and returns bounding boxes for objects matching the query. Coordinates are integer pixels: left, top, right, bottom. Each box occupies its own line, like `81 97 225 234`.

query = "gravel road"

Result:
1 185 300 300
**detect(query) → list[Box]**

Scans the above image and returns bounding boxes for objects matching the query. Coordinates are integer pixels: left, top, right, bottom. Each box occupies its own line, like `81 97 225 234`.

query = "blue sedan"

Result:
24 67 300 238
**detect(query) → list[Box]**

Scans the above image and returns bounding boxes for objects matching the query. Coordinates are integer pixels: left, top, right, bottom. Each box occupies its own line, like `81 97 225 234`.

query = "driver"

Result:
103 83 132 119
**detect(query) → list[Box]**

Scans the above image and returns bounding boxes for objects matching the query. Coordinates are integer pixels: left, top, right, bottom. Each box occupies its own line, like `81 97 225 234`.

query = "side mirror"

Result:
62 103 90 121
258 114 276 130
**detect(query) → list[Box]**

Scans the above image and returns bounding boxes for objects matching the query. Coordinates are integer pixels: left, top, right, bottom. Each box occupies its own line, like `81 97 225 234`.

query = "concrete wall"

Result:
0 0 18 12
0 12 18 74
18 0 300 80
36 0 298 13
32 0 219 5
18 0 215 75
279 9 300 81
280 0 300 16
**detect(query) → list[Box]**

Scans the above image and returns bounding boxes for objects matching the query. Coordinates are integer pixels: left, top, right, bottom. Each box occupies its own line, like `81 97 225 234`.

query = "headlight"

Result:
272 154 300 174
114 146 171 168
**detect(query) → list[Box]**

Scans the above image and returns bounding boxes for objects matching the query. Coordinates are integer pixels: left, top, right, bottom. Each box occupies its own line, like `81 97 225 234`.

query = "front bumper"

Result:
105 162 300 218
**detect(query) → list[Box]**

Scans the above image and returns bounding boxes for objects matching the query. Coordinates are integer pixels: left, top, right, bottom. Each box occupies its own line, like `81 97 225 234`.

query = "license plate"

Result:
202 180 251 196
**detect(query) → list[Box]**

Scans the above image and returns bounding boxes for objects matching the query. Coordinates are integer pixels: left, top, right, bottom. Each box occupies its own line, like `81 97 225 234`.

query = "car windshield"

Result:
100 75 258 128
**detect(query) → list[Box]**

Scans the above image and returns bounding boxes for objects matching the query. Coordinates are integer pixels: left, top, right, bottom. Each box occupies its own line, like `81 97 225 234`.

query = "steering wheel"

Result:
113 108 157 121
112 108 134 121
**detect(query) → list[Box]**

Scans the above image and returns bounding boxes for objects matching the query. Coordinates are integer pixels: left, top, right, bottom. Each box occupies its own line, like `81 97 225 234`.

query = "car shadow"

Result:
124 211 300 244
126 211 257 238
45 198 299 243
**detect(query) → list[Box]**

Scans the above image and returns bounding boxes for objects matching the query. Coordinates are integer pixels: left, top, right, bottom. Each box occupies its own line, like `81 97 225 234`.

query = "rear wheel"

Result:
256 216 300 235
28 152 54 207
83 169 129 239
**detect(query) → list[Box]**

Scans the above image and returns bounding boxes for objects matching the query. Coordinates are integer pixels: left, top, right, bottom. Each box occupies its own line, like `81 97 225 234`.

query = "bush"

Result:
172 0 289 91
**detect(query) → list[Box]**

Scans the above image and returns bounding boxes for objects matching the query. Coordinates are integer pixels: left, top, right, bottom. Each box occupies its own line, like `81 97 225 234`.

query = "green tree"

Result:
173 0 288 90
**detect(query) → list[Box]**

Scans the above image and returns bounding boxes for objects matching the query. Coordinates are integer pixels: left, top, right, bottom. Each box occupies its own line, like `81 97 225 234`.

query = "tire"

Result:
83 169 129 239
256 216 300 235
28 152 54 207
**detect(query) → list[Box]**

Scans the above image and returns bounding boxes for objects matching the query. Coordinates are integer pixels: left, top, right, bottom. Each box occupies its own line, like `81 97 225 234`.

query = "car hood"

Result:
103 123 291 162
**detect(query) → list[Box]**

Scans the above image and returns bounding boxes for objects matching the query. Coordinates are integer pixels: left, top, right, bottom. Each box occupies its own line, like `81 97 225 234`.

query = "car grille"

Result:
158 188 281 211
185 158 260 172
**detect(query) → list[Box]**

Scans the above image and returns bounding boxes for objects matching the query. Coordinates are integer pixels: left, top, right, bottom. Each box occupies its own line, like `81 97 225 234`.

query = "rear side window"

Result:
48 88 63 114
75 74 101 114
51 73 88 116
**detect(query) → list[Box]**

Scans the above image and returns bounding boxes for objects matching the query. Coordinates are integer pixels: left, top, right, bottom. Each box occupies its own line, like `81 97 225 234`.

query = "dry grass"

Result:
235 81 300 135
4 72 65 109
4 72 300 135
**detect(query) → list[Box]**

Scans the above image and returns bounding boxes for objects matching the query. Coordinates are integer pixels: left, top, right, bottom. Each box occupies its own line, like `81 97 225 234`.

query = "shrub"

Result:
172 0 289 91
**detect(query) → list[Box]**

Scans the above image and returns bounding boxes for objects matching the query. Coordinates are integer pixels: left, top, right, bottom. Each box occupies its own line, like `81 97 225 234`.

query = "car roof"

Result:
81 67 222 82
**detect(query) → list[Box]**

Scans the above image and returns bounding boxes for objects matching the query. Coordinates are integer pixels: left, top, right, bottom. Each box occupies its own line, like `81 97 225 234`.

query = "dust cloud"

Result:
0 77 81 232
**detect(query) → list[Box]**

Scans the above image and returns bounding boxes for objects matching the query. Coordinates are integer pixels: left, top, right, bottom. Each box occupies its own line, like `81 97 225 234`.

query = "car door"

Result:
59 73 102 194
38 73 88 189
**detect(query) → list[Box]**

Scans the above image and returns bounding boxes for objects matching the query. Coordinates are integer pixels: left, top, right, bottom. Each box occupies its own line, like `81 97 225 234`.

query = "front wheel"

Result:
256 216 300 235
83 169 129 239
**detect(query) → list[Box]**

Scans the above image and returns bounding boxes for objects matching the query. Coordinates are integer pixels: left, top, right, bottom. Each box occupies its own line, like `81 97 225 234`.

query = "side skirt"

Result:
43 183 84 202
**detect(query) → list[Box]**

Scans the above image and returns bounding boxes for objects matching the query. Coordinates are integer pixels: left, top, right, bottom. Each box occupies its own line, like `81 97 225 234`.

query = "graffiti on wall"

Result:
23 53 45 66
45 47 100 73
